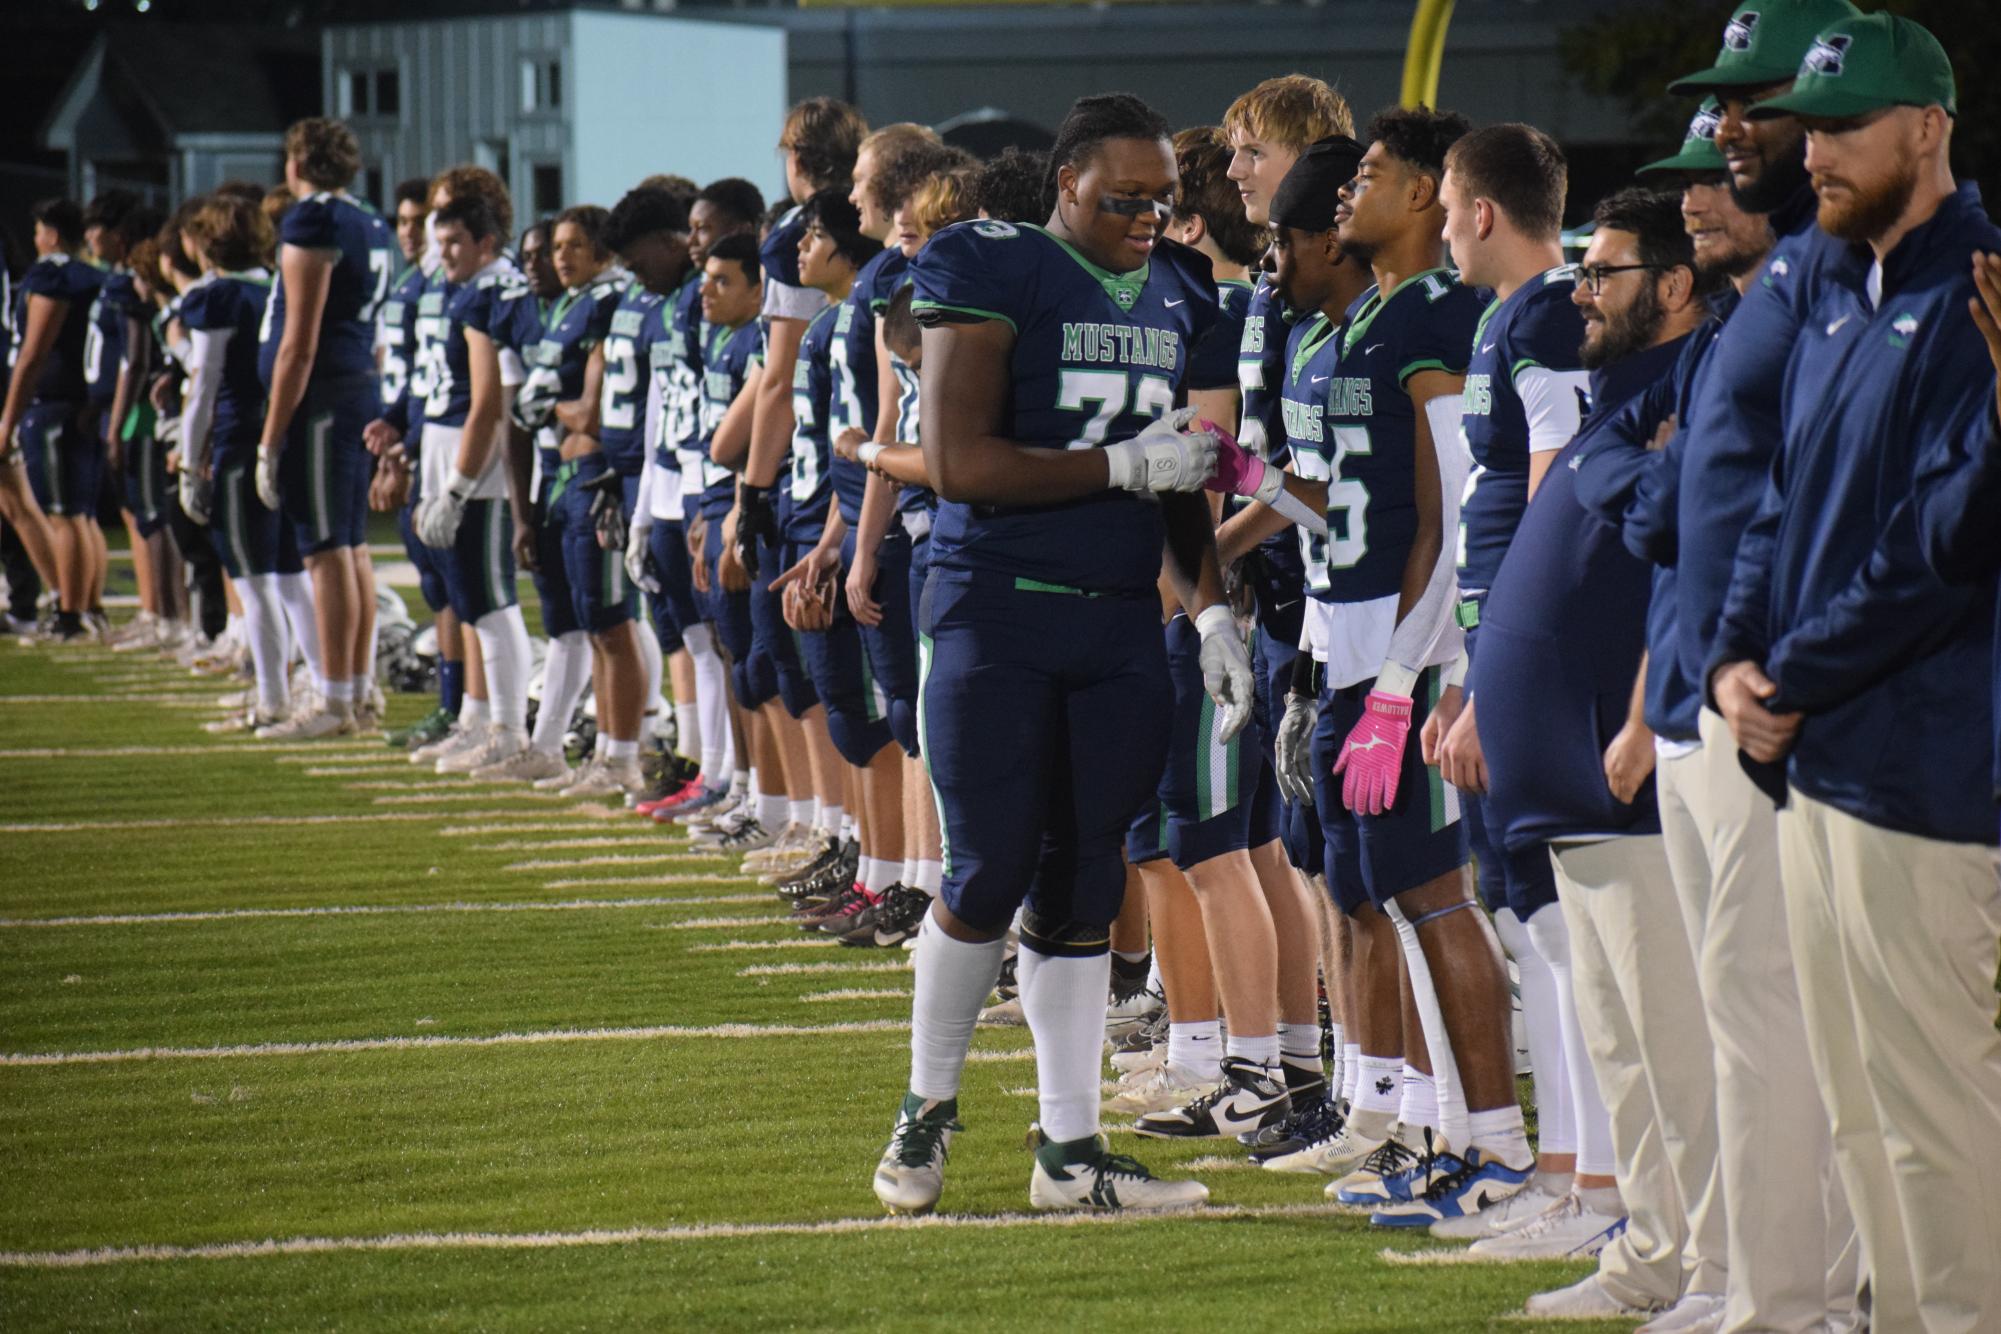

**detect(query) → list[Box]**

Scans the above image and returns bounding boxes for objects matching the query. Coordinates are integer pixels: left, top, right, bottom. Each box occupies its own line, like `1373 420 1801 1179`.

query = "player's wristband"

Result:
858 442 885 467
1441 651 1469 691
1373 661 1420 698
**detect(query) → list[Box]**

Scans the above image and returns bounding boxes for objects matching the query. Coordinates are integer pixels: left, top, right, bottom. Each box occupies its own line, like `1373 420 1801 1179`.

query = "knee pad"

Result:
731 651 777 711
1019 909 1111 959
822 704 893 770
888 696 918 758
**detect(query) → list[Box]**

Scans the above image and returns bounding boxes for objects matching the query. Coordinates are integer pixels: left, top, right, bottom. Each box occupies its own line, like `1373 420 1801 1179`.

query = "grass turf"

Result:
0 632 1636 1331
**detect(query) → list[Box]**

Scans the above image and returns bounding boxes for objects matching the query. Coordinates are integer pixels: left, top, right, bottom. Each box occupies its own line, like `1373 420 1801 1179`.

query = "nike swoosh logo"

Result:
1348 735 1393 754
1827 313 1853 336
1310 374 1330 384
1364 344 1383 356
1480 342 1495 353
1273 598 1302 611
1165 299 1185 308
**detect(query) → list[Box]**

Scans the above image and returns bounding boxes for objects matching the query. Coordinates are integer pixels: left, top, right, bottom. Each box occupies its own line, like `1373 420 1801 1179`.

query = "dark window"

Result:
533 164 563 216
375 70 400 117
545 61 560 111
348 71 370 116
364 168 384 210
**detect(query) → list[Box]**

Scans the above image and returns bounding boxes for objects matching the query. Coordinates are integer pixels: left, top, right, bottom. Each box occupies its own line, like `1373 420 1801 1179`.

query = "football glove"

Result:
1333 689 1414 816
1102 414 1218 494
736 483 779 578
1274 690 1318 804
1194 604 1254 743
254 444 282 511
626 515 658 593
579 470 626 551
1201 419 1328 536
179 468 212 525
416 470 480 548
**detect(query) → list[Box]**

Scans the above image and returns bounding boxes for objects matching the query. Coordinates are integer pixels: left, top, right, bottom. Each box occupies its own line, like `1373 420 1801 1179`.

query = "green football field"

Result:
0 621 1640 1331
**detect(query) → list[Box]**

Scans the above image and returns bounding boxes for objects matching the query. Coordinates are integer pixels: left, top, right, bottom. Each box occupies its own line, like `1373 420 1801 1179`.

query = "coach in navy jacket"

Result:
1708 177 2000 846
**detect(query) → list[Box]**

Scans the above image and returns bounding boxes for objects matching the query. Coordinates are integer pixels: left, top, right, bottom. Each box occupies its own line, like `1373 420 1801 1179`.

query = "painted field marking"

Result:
0 893 774 929
737 961 912 977
689 939 840 953
799 989 910 1003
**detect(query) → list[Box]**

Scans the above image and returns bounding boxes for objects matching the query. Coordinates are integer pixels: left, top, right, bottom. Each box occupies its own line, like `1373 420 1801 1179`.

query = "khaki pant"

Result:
1657 714 1858 1332
1777 788 2001 1333
1554 836 1726 1309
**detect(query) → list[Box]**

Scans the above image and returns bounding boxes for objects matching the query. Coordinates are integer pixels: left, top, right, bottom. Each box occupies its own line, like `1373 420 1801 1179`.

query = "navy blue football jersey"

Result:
1458 267 1588 594
1320 267 1484 603
11 254 103 403
696 318 761 521
377 263 427 414
406 269 450 439
599 279 666 477
1238 277 1293 462
786 302 842 543
760 205 825 323
910 221 1219 593
653 269 705 475
258 192 395 386
1276 313 1343 601
517 273 622 471
431 260 524 429
85 267 133 405
179 272 273 465
1189 276 1254 394
827 248 906 526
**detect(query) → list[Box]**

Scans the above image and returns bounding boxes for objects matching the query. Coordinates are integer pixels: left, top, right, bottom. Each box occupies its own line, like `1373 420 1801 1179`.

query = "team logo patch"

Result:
1113 287 1140 312
972 220 1018 240
1723 11 1760 52
1888 311 1920 348
1802 34 1852 78
1690 104 1723 143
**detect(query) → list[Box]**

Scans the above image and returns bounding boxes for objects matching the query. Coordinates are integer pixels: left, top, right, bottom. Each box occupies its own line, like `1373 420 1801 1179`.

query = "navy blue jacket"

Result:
1571 298 1735 740
1711 183 2001 845
1476 332 1689 850
1672 188 1862 727
1912 394 2001 801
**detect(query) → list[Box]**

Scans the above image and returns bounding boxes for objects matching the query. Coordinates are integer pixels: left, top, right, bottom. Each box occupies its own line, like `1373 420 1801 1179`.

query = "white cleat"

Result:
472 745 572 783
1027 1134 1209 1212
560 756 645 799
1262 1119 1388 1176
1103 1061 1221 1117
1468 1192 1626 1261
415 722 485 768
1523 1274 1657 1320
872 1097 960 1217
1635 1292 1726 1334
534 757 589 791
204 707 285 735
439 727 526 774
255 704 355 740
1428 1182 1568 1242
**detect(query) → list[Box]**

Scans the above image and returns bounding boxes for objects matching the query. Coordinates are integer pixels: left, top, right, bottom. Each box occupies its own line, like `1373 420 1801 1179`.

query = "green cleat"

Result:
385 706 455 750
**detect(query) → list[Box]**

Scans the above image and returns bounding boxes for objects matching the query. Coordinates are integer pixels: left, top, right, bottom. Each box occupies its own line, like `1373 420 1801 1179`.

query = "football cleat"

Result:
385 706 455 751
653 782 730 822
837 885 931 948
471 744 571 784
203 707 285 735
1103 1061 1221 1117
255 704 354 741
635 777 705 817
1331 1127 1445 1205
1246 1096 1344 1164
814 886 880 937
1522 1274 1656 1320
534 757 588 791
1634 1292 1726 1333
1027 1132 1209 1212
1262 1117 1387 1176
411 722 480 766
1108 1008 1169 1075
560 756 645 799
438 728 526 775
794 885 867 932
1428 1181 1567 1242
1367 1147 1534 1228
1133 1056 1290 1139
873 1094 961 1216
1104 955 1163 1038
773 838 850 899
1468 1193 1628 1261
717 816 778 855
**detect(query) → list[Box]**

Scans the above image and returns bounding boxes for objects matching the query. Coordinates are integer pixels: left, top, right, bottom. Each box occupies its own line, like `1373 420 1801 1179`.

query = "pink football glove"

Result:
1333 689 1414 815
1199 420 1274 501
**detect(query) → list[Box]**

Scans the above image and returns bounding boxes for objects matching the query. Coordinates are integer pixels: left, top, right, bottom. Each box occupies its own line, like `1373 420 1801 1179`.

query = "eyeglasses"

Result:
1576 263 1666 294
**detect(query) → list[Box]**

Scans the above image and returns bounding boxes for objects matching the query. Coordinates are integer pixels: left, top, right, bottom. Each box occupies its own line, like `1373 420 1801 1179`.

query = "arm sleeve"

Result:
1507 288 1591 452
179 326 230 470
1516 366 1590 454
1383 390 1469 679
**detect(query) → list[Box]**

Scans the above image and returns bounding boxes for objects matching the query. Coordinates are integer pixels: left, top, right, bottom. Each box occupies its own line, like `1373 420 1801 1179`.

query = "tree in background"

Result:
1559 0 1999 203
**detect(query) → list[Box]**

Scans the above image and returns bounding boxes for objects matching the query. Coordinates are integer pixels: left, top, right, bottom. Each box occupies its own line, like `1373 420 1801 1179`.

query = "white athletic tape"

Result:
0 1203 1348 1270
0 1019 913 1067
0 894 773 929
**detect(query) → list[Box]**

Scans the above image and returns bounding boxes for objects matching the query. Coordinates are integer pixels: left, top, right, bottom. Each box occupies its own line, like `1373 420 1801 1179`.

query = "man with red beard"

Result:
1708 14 2001 1328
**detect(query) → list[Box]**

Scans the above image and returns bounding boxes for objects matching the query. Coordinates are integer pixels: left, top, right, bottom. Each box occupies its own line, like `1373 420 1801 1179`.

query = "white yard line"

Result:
0 894 773 929
0 1019 914 1068
504 853 701 871
643 915 790 930
0 1203 1349 1270
0 743 379 759
689 939 840 952
473 837 683 853
799 989 911 1002
0 813 464 834
541 875 745 890
737 961 913 977
374 793 564 805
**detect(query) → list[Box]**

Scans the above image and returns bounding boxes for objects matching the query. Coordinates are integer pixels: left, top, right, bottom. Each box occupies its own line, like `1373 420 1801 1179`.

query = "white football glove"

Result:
416 470 479 548
1102 415 1218 494
179 466 212 525
625 517 659 594
1275 690 1319 804
254 444 282 511
1194 604 1254 743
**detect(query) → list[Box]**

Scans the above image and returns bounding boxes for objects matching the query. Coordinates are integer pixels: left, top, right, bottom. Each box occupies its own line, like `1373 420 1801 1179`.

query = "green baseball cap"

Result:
1667 0 1860 95
1639 99 1727 176
1748 13 1957 120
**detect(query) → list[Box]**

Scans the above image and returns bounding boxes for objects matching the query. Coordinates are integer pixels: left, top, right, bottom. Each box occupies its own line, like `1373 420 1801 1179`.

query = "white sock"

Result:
1342 1043 1362 1104
1018 945 1111 1144
913 859 942 894
860 856 897 895
1399 1066 1439 1136
473 605 532 732
908 915 1007 1102
532 630 591 754
323 677 354 704
902 857 920 887
1526 902 1614 1177
276 573 320 686
1353 1054 1402 1120
238 574 291 715
1388 899 1470 1151
817 803 845 838
1168 1020 1221 1079
674 700 700 763
757 791 789 830
1145 953 1163 996
1466 1103 1532 1169
789 798 814 830
634 616 664 726
1496 905 1573 1157
459 694 488 728
607 737 638 762
1225 1032 1281 1069
683 624 731 784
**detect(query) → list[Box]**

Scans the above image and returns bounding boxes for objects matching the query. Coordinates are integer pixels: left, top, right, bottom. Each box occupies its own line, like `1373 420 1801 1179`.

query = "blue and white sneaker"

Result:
1469 1193 1628 1260
1367 1146 1534 1228
1332 1126 1443 1206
